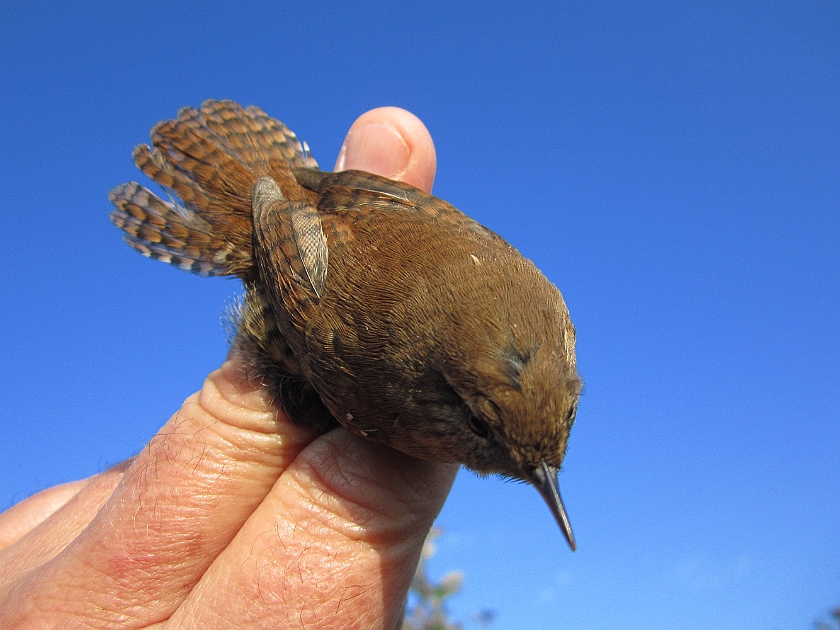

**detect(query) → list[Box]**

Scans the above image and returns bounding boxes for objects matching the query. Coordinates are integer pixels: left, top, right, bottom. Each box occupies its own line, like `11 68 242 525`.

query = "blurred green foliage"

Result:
402 529 494 630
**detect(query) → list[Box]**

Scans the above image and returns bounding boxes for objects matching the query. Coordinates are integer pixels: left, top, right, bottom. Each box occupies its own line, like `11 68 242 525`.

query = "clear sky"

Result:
1 2 838 628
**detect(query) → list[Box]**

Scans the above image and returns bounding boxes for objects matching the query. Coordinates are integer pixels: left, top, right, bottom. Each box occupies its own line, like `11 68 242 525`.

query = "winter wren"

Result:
109 100 582 550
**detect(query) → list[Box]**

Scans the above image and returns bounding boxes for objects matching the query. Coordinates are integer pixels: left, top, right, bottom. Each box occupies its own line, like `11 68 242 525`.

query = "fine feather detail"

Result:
109 100 319 279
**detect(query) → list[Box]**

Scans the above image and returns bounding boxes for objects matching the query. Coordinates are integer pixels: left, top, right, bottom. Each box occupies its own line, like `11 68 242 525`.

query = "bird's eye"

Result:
466 409 491 439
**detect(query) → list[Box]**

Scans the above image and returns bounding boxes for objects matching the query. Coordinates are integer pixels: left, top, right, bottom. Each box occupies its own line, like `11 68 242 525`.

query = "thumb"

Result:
334 107 437 194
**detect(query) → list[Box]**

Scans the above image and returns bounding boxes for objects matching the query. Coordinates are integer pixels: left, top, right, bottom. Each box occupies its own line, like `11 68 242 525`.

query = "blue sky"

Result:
1 2 838 628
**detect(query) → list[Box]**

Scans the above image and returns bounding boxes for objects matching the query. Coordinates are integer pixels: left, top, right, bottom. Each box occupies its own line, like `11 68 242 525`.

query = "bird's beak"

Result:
530 460 576 551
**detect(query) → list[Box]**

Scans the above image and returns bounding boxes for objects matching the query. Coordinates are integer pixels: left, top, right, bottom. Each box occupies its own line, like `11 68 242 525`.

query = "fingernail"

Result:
337 122 410 178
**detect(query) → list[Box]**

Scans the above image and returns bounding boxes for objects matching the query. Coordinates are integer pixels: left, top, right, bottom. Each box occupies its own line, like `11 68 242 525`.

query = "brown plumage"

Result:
110 100 582 550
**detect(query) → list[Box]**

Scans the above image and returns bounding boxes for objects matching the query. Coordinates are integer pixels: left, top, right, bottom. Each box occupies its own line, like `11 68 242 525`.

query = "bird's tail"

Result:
109 100 319 279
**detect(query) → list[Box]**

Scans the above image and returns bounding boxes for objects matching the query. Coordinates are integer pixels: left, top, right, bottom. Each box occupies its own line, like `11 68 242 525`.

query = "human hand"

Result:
0 107 458 629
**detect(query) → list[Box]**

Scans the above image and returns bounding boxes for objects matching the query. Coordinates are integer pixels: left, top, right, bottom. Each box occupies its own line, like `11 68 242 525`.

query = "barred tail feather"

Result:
110 100 318 280
109 182 249 277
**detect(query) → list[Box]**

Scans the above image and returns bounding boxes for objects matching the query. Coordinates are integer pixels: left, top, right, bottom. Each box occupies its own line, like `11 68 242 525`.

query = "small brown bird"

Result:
109 100 582 550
